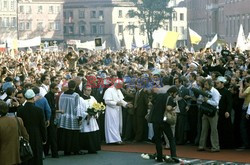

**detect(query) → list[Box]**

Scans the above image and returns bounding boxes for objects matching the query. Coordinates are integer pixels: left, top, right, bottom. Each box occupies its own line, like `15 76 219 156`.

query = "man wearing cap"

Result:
216 76 233 149
17 89 47 165
103 79 133 144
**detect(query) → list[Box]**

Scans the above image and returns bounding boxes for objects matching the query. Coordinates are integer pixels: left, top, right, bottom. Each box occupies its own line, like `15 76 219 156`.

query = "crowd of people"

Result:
0 44 250 164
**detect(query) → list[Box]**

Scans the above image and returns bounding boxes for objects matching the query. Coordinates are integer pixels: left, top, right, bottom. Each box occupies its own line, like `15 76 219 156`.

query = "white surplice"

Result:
103 86 127 143
77 96 99 133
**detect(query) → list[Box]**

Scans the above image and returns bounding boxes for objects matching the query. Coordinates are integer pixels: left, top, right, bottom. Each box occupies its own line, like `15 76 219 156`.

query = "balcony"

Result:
206 4 219 11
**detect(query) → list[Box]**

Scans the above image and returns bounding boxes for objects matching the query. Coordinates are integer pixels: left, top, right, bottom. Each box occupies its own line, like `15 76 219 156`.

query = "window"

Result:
49 6 54 14
99 10 104 20
19 6 24 13
173 26 177 32
69 26 74 34
118 10 123 18
49 22 60 31
91 24 97 34
49 22 54 30
38 6 43 14
26 6 32 14
118 25 123 34
79 25 85 34
140 24 145 35
19 22 25 30
165 23 169 31
173 12 177 21
68 11 73 22
11 17 16 27
55 6 60 13
129 22 135 35
55 21 60 30
10 0 15 11
91 11 96 18
79 10 85 18
99 24 104 34
180 13 184 21
3 1 7 9
180 26 184 34
26 22 31 30
37 22 43 31
2 17 9 27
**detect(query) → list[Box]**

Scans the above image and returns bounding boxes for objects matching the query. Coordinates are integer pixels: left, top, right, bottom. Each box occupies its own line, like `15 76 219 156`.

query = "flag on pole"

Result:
205 34 218 48
162 31 179 49
189 28 202 45
236 24 246 51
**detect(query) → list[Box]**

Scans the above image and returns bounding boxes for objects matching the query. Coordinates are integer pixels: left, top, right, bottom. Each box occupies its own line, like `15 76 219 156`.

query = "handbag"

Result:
200 102 217 117
15 117 33 162
163 96 177 125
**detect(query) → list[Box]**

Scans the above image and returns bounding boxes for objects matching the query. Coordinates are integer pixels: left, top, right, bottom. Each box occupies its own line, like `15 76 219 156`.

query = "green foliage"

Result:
126 0 171 47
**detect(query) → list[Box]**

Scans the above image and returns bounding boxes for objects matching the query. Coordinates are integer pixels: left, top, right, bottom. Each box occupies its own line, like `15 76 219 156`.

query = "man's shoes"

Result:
155 158 163 162
64 152 71 156
197 147 205 151
210 149 220 152
164 147 170 150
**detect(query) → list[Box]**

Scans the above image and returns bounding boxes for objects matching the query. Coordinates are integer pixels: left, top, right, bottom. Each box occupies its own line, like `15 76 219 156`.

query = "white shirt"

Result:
247 103 250 115
207 87 221 109
39 84 49 97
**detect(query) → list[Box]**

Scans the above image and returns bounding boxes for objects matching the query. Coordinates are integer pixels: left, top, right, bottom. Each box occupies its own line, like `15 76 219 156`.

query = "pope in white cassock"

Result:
77 85 101 153
103 79 133 144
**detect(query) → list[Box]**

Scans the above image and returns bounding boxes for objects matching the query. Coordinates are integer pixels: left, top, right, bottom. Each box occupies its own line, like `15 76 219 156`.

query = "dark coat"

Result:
45 91 56 122
17 102 47 165
0 117 29 165
217 87 234 148
134 89 148 117
151 93 175 123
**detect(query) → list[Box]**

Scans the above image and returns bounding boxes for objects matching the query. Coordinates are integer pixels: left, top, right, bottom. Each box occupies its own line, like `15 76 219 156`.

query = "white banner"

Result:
18 36 41 48
236 24 246 51
205 34 218 48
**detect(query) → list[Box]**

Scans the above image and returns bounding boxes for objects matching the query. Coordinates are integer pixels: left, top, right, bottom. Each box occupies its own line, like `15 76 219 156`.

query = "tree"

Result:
127 0 172 48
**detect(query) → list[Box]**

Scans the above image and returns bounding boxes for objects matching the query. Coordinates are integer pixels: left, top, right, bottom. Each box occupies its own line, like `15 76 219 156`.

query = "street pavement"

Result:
44 151 160 165
44 151 248 165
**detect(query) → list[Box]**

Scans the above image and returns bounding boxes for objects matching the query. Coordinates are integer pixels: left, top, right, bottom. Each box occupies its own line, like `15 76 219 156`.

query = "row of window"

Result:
0 17 16 28
173 12 185 21
64 10 104 20
19 5 60 14
0 0 15 11
225 15 250 37
64 24 104 35
18 21 60 31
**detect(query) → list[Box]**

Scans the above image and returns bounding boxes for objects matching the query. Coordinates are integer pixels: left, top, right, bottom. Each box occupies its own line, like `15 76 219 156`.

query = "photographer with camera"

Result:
198 78 221 152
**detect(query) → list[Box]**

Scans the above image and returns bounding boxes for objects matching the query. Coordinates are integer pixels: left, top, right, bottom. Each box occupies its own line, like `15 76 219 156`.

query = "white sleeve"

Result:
247 103 250 115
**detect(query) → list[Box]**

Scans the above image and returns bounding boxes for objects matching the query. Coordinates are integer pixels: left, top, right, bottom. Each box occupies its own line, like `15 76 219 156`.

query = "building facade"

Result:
64 0 188 49
0 0 17 43
0 0 64 44
18 0 64 42
186 0 250 47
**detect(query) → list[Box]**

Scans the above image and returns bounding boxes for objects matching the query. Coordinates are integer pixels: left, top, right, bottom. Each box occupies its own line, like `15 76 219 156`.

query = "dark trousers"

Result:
134 115 148 141
153 122 177 160
44 122 58 157
240 111 250 147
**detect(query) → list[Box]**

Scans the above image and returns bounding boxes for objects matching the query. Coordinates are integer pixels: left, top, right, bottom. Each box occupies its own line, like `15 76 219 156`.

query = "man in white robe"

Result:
103 80 132 144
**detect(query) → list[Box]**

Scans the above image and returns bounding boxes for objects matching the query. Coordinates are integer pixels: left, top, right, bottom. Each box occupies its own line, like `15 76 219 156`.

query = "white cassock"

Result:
77 96 99 133
103 86 127 143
